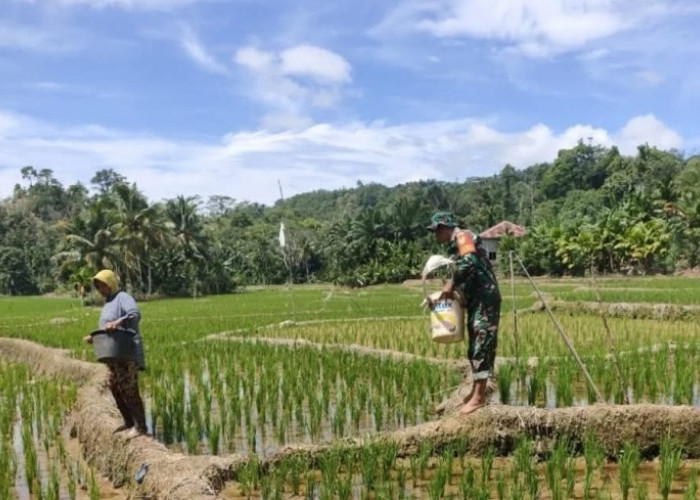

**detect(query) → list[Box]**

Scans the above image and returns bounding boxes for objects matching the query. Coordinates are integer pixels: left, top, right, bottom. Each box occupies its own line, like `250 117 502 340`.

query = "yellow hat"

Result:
93 269 119 294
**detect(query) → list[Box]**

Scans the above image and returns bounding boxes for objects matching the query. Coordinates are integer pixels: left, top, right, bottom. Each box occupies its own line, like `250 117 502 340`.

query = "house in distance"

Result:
479 221 527 262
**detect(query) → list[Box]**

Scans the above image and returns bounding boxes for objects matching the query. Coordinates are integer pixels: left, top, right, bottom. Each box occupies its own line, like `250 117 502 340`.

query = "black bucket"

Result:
90 329 135 363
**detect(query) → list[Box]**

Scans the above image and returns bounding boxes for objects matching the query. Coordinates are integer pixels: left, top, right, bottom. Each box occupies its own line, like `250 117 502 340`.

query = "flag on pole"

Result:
278 222 286 248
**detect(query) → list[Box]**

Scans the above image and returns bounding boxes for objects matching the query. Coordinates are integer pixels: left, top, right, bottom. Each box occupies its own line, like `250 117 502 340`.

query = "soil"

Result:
3 337 700 499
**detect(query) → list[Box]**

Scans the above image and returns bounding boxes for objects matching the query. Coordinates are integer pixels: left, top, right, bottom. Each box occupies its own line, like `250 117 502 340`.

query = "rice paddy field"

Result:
1 275 700 499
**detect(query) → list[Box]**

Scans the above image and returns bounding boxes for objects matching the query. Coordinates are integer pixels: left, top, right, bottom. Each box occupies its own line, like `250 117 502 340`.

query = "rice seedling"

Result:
497 364 514 404
546 436 572 500
526 461 540 500
408 453 419 487
583 433 605 500
88 469 100 500
337 452 355 500
509 476 523 500
658 435 683 500
481 445 495 488
304 471 316 500
418 440 432 481
360 443 378 492
529 360 547 406
555 361 574 407
565 456 576 498
67 464 77 500
618 441 641 500
496 469 507 500
459 463 475 500
46 463 61 500
636 481 649 500
380 441 399 481
674 347 695 404
684 467 699 500
427 462 449 500
319 450 340 495
288 456 304 496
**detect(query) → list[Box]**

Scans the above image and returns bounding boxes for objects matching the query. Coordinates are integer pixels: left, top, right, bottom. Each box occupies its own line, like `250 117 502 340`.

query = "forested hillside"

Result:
2 141 699 296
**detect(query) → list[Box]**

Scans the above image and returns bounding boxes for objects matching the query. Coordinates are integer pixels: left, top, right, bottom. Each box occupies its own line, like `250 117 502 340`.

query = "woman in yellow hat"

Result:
84 269 148 437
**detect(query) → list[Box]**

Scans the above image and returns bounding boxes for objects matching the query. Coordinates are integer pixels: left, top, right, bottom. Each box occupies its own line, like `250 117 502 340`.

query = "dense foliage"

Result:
1 142 699 296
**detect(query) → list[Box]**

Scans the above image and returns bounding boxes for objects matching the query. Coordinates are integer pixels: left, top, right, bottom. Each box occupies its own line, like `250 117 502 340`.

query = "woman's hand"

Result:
82 335 93 344
104 320 121 331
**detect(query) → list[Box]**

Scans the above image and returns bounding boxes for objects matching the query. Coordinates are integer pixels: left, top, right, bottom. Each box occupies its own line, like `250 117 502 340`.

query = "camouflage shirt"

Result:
447 228 501 306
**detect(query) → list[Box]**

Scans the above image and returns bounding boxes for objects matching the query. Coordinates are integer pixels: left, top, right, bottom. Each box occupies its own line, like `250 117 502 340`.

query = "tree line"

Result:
1 142 699 297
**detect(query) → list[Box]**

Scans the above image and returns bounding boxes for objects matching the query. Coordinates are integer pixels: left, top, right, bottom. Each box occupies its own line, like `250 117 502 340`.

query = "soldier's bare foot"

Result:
461 386 475 405
458 402 483 415
126 427 148 439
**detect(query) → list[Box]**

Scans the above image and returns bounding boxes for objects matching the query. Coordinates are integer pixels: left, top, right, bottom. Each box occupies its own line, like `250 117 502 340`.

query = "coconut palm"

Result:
110 184 173 293
165 196 208 295
53 199 121 275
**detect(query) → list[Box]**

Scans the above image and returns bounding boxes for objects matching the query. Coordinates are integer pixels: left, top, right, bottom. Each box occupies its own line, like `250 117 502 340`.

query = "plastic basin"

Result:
90 329 135 363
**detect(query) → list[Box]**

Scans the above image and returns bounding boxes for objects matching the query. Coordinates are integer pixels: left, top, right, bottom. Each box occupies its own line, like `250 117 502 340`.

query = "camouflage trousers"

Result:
466 295 501 381
106 359 147 433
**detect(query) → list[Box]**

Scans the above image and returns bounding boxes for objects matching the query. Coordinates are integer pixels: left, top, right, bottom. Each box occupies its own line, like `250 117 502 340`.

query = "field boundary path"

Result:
3 336 700 498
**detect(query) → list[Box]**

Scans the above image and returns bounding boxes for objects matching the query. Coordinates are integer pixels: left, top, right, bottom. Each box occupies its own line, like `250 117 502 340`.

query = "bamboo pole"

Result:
514 253 605 403
590 265 629 404
508 251 520 367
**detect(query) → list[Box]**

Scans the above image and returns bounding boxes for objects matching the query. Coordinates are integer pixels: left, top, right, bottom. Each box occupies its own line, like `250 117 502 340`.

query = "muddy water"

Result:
148 371 436 457
147 372 700 459
155 401 422 458
63 435 125 500
491 378 700 408
10 403 125 500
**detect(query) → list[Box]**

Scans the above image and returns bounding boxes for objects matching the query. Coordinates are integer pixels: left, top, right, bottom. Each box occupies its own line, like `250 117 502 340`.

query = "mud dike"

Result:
2 336 700 499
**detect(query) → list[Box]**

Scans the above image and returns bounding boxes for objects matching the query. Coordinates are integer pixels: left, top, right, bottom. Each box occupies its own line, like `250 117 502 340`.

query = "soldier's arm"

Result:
442 255 476 298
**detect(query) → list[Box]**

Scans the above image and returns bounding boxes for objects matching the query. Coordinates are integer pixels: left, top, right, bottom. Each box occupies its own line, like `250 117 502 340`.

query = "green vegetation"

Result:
2 272 700 497
3 144 700 297
147 341 459 454
0 362 100 500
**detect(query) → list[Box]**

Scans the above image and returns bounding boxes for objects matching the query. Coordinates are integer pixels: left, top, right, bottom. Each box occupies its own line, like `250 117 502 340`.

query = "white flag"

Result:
278 222 286 248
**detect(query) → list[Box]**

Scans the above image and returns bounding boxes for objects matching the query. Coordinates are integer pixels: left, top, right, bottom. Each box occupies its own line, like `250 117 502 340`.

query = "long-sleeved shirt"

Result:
99 291 146 370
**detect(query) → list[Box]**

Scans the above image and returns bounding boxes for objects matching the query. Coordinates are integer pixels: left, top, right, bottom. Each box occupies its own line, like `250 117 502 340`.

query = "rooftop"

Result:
480 221 527 239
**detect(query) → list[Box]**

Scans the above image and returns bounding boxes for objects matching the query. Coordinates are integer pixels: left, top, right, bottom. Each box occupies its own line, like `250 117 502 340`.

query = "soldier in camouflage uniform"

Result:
427 212 501 415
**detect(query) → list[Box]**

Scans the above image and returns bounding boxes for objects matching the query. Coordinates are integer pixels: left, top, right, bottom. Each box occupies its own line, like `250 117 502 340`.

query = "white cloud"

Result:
234 44 353 126
617 114 682 152
234 47 274 72
279 45 351 84
179 25 228 75
260 113 314 131
374 0 658 57
0 109 684 205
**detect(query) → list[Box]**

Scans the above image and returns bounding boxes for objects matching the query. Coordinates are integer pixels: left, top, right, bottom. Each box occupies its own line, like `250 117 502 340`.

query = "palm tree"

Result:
110 184 173 293
53 199 121 275
165 196 207 295
387 197 423 241
166 196 206 258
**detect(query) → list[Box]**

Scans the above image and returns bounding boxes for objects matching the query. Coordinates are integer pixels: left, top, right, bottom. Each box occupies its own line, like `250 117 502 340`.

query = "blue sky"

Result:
1 0 699 205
